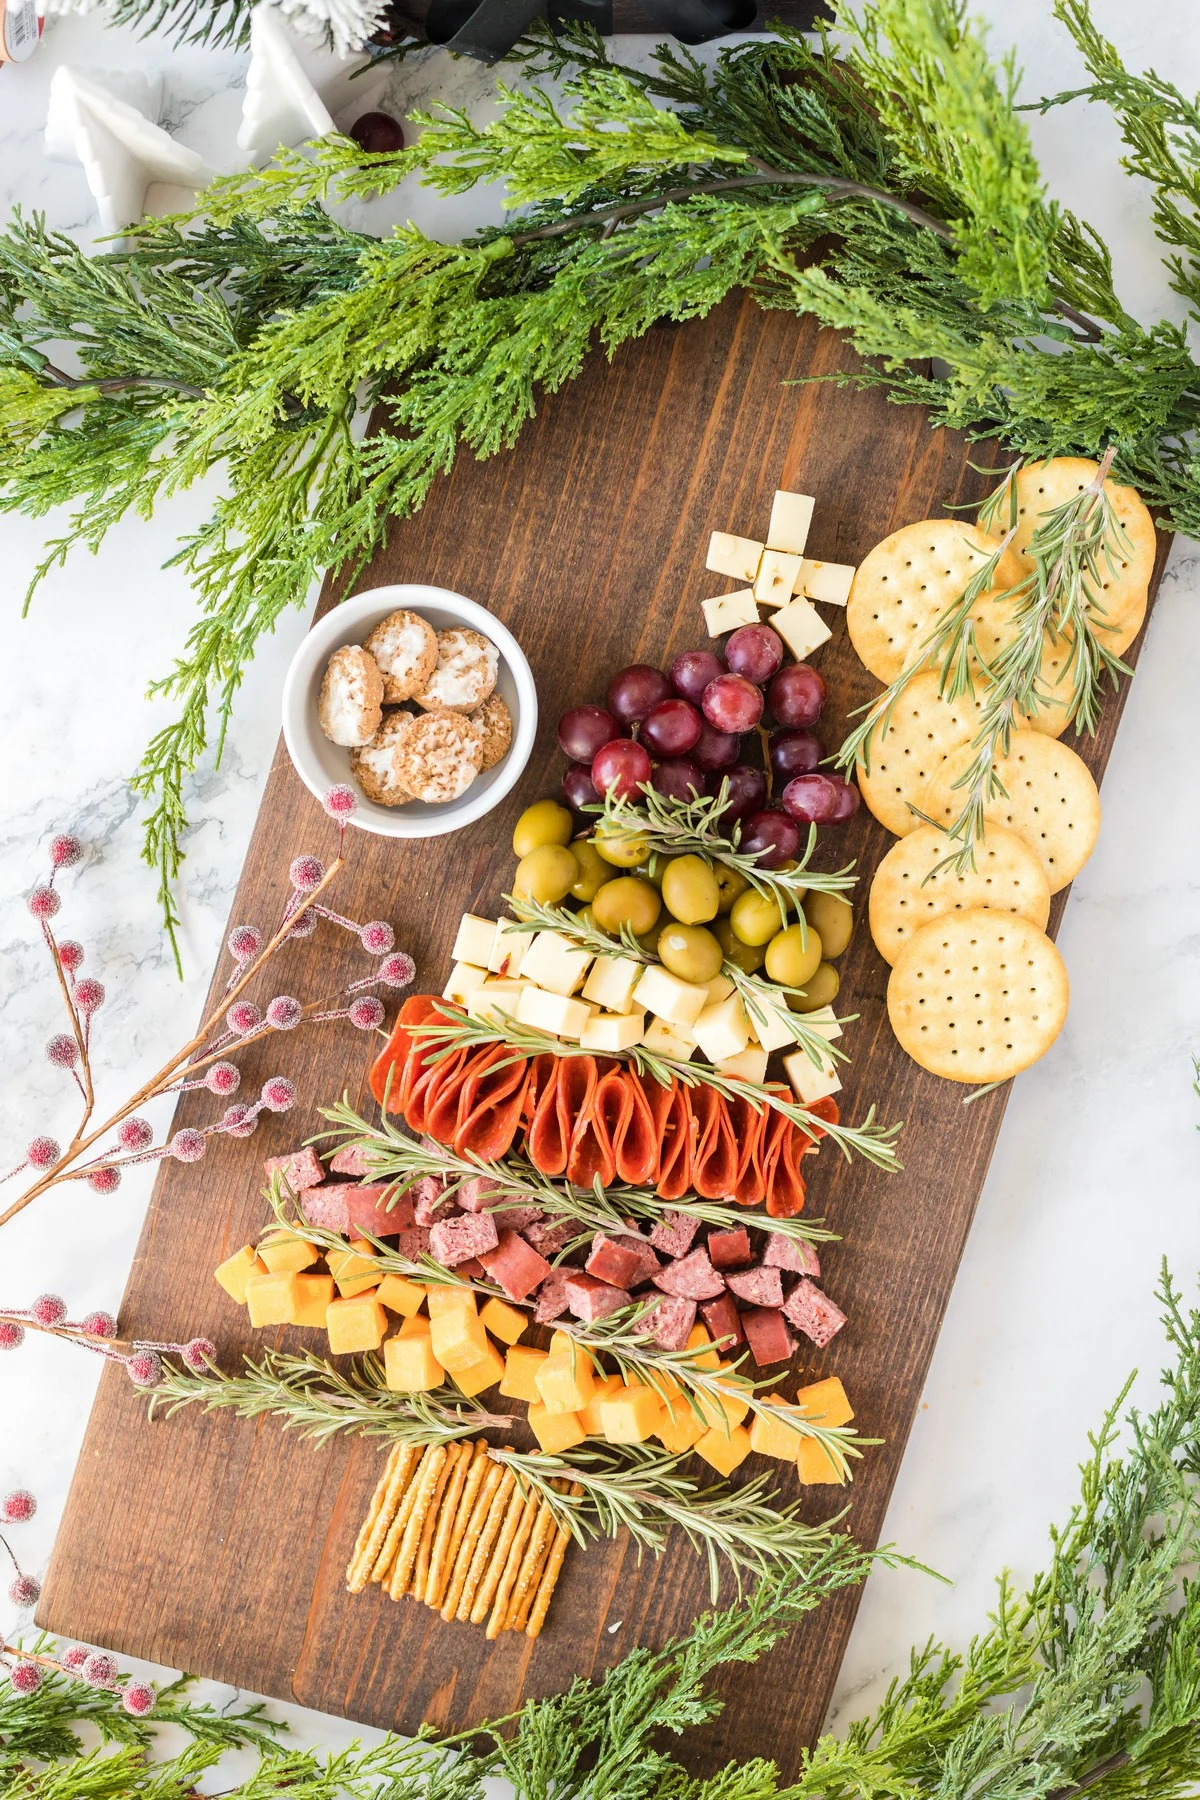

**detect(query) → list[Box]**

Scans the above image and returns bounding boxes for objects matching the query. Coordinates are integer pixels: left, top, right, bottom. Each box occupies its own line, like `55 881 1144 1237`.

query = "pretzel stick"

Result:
486 1488 540 1639
346 1443 418 1593
427 1441 485 1610
506 1488 560 1632
388 1444 448 1600
525 1482 581 1640
457 1468 515 1623
413 1442 461 1601
471 1481 528 1627
442 1461 504 1623
372 1445 433 1584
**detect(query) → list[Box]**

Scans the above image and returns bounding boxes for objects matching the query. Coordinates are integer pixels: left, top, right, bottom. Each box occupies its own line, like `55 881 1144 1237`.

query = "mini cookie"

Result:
856 668 988 837
394 709 484 804
869 823 1051 966
846 521 1026 684
413 628 499 714
470 693 512 771
350 710 416 807
921 729 1100 894
364 609 439 704
318 644 384 747
887 907 1069 1083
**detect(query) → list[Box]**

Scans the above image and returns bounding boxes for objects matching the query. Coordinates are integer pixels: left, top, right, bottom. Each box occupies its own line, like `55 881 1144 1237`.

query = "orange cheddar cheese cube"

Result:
657 1396 706 1454
695 1424 752 1476
793 1376 854 1429
796 1437 847 1485
245 1269 299 1328
329 1238 378 1298
696 1368 751 1432
385 1329 444 1393
599 1384 663 1444
580 1373 625 1436
427 1283 477 1319
375 1273 427 1317
686 1323 721 1370
257 1230 319 1275
549 1329 573 1354
499 1345 547 1402
430 1305 489 1374
452 1342 505 1397
214 1245 263 1305
290 1272 335 1328
749 1403 808 1461
528 1403 587 1454
398 1312 432 1338
480 1296 527 1346
535 1352 597 1416
326 1292 387 1355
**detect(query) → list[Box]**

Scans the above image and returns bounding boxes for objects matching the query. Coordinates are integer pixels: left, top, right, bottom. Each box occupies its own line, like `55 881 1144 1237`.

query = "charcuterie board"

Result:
37 292 1168 1770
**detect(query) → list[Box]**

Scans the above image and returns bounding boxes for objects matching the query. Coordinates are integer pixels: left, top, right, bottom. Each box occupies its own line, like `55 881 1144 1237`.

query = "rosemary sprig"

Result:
147 1347 512 1447
505 893 652 962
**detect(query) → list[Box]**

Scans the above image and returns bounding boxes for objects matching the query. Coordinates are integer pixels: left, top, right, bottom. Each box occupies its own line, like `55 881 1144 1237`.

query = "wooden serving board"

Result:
38 294 1167 1771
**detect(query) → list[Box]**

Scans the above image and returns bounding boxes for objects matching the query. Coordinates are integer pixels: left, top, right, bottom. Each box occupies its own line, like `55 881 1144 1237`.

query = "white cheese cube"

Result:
582 954 642 1014
753 549 802 608
519 929 593 997
488 918 530 978
580 1010 646 1053
466 979 527 1023
717 1044 769 1085
703 972 736 1007
642 1016 697 1061
766 491 815 556
443 961 490 1004
784 1047 842 1106
693 993 750 1065
452 913 497 967
706 531 763 583
516 986 593 1041
701 589 759 638
745 990 797 1053
773 596 833 663
633 964 709 1029
796 557 855 607
800 1005 843 1042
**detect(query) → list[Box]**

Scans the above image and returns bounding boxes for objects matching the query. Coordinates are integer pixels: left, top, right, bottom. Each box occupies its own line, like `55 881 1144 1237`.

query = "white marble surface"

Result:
1 0 1198 1774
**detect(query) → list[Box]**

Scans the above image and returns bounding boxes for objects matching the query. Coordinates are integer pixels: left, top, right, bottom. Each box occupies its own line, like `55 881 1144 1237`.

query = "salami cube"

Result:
490 1204 544 1234
298 1183 350 1234
707 1226 752 1270
413 1175 455 1226
700 1292 745 1352
479 1229 551 1303
457 1257 486 1279
330 1144 377 1177
623 1237 662 1288
653 1248 725 1302
263 1146 323 1192
782 1278 847 1348
396 1225 432 1263
648 1211 701 1260
642 1293 697 1351
586 1233 649 1290
523 1216 580 1259
457 1175 509 1214
763 1232 821 1278
346 1183 415 1238
726 1264 784 1308
742 1306 796 1367
564 1272 631 1324
533 1270 573 1324
429 1212 499 1268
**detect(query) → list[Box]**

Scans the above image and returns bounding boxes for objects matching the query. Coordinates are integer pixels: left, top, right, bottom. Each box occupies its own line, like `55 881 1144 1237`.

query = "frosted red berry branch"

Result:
0 1294 215 1390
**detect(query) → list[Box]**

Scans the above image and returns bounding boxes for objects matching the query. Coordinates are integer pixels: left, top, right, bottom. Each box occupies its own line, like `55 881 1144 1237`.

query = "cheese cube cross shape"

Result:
773 596 833 662
766 490 815 556
701 590 759 638
706 532 763 583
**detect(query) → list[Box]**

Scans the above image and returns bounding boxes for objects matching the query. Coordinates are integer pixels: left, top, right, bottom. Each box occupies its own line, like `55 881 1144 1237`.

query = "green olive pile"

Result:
510 798 853 1013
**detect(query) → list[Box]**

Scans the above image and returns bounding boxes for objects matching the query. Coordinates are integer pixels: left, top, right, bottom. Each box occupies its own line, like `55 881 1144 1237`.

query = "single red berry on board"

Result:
260 1076 296 1111
2 1490 36 1523
707 764 767 822
360 920 394 955
265 995 303 1031
27 886 60 921
349 109 404 153
650 758 704 804
289 854 325 892
740 808 801 869
639 698 702 758
606 665 672 726
49 834 82 869
219 1105 258 1139
60 1644 90 1671
226 999 262 1036
561 762 599 814
169 1128 206 1164
9 1573 40 1608
724 624 783 685
46 1033 79 1069
557 705 619 763
668 649 724 704
286 907 319 940
348 995 385 1031
87 1166 122 1194
227 924 262 963
80 1311 117 1338
122 1681 157 1717
206 1061 241 1095
118 1117 153 1152
323 784 357 820
9 1662 42 1695
125 1351 161 1390
0 1322 26 1351
701 673 763 735
57 939 84 973
74 978 105 1014
591 739 652 802
181 1337 216 1372
767 662 826 729
781 772 842 826
26 1136 61 1170
376 951 415 989
31 1294 67 1327
81 1651 120 1689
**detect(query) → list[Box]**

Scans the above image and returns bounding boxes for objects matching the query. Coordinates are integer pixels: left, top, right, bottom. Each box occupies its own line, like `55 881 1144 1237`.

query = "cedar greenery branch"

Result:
4 0 1198 951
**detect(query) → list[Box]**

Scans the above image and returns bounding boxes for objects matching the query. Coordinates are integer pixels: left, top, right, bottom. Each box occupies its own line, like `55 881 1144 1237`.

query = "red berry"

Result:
9 1573 40 1608
117 1117 153 1152
640 698 702 759
219 1105 258 1139
708 765 767 821
286 907 319 940
181 1337 216 1372
348 995 385 1031
9 1661 42 1694
668 649 724 703
606 665 672 726
701 674 763 734
739 809 801 869
289 854 325 892
692 721 739 772
121 1680 157 1717
205 1061 241 1095
591 739 652 802
265 995 302 1031
26 1136 61 1170
80 1311 117 1337
323 784 357 819
827 776 861 822
376 952 415 989
2 1490 36 1522
724 624 783 684
60 1644 90 1671
31 1294 67 1327
767 663 826 729
781 773 842 826
649 759 704 803
260 1076 296 1112
562 762 599 813
81 1651 120 1688
125 1351 161 1390
557 705 619 763
226 1000 261 1036
348 109 404 153
86 1166 121 1194
227 924 262 963
0 1321 26 1351
359 920 394 955
46 1033 79 1069
49 833 82 869
169 1129 206 1164
57 940 84 973
27 886 60 921
74 978 105 1014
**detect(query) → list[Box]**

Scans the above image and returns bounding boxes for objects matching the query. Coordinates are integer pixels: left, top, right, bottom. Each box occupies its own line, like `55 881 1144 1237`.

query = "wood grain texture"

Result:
37 294 1168 1772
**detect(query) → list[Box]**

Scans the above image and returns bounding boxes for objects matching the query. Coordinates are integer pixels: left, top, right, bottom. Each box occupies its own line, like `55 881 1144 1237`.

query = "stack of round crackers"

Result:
845 459 1155 1083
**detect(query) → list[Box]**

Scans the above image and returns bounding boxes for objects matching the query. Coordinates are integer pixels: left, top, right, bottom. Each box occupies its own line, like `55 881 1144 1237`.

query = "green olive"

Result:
714 915 765 974
764 923 824 988
729 887 789 947
715 866 749 914
660 854 720 925
634 858 668 891
635 925 665 957
786 961 841 1012
513 798 573 859
594 823 651 867
803 892 853 959
513 843 577 905
569 837 610 903
592 877 662 938
657 922 724 985
576 905 601 935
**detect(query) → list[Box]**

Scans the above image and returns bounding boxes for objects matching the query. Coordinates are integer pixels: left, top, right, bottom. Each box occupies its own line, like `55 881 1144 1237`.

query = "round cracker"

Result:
471 693 512 771
846 520 1026 684
869 823 1051 965
920 729 1100 894
413 627 499 714
394 709 483 805
364 608 438 704
350 709 416 806
887 907 1069 1083
856 669 988 837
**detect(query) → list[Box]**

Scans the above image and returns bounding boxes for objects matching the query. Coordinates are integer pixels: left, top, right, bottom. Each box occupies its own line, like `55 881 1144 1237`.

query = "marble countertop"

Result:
1 0 1198 1768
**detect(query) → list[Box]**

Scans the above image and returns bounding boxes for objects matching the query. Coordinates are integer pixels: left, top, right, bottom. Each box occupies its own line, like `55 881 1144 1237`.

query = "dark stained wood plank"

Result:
37 293 1168 1771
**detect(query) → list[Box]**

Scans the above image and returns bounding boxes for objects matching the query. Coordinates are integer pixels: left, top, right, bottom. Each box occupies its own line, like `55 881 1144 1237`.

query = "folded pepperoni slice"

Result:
454 1045 531 1162
793 1092 840 1149
556 1053 599 1172
656 1082 696 1201
612 1069 660 1186
526 1058 568 1175
522 1053 558 1130
419 1043 477 1143
727 1093 769 1206
567 1066 623 1189
397 1009 466 1131
761 1093 808 1218
369 994 441 1110
690 1085 740 1200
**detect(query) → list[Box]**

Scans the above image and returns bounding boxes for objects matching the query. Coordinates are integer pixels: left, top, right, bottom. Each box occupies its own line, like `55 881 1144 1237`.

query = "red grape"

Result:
651 758 704 803
768 663 826 729
769 729 822 781
558 704 619 762
826 776 861 823
692 721 740 771
641 698 702 757
349 111 405 153
592 738 652 802
781 773 841 825
702 673 764 734
725 624 783 685
708 763 767 821
669 649 724 703
562 762 599 813
607 665 672 725
740 809 800 869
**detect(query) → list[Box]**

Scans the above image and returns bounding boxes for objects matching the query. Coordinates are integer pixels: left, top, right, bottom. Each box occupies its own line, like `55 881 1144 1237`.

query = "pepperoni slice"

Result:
526 1059 569 1174
397 1008 466 1131
612 1069 660 1186
793 1092 840 1149
369 994 441 1110
453 1044 532 1162
656 1082 696 1201
761 1093 808 1217
556 1054 599 1174
522 1053 557 1130
727 1093 769 1206
689 1085 740 1200
567 1066 624 1189
420 1043 478 1143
